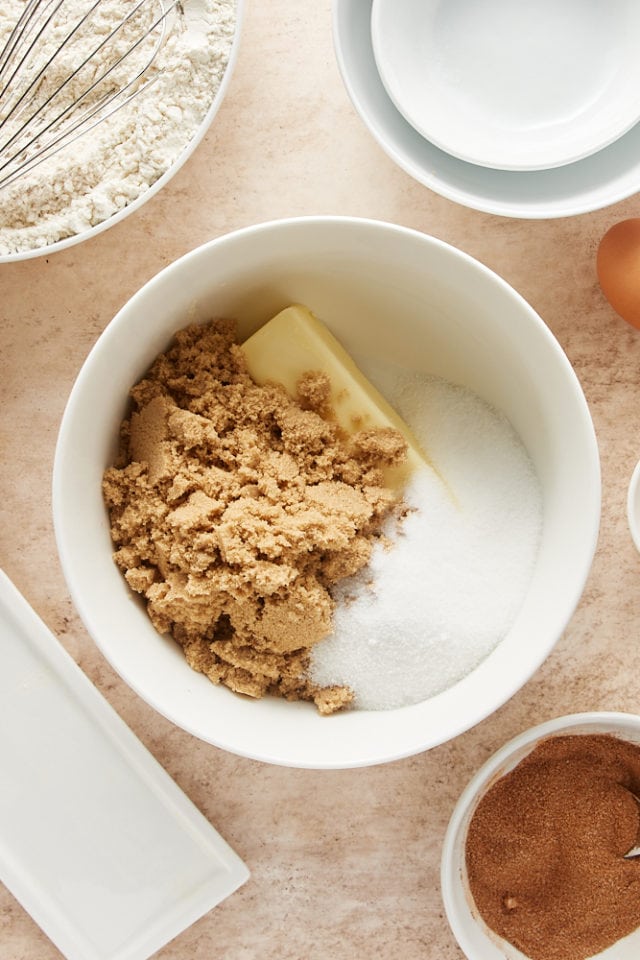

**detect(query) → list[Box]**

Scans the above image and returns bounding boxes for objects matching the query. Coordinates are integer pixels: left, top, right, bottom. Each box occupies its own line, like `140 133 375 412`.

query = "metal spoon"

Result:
624 791 640 858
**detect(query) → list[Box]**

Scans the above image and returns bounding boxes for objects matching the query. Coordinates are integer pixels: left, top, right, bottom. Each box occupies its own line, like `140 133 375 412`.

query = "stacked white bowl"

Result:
334 0 640 218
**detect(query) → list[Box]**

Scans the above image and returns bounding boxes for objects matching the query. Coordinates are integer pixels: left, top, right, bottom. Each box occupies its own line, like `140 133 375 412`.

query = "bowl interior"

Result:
371 0 640 172
53 217 600 768
441 712 640 959
334 0 640 218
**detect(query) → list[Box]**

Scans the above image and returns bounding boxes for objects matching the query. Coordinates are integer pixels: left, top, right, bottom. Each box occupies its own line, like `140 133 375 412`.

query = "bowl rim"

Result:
52 215 602 768
0 0 245 265
627 459 640 552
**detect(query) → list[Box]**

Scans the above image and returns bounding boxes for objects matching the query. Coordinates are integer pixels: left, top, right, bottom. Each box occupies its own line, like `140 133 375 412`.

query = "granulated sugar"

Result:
0 0 236 255
309 371 543 710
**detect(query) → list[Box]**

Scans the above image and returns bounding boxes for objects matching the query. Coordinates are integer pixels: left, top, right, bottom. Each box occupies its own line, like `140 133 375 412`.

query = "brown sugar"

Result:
465 733 640 960
102 319 407 714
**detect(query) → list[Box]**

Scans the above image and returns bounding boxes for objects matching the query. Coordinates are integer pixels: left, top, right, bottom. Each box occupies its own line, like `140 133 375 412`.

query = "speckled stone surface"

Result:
2 1 640 958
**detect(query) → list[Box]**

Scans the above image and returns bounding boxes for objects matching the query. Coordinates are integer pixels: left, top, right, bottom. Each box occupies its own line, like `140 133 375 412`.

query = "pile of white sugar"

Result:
309 371 543 711
0 0 236 256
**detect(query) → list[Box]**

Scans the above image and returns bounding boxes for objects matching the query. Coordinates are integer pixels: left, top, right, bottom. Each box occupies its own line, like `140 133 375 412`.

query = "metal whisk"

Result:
0 0 179 190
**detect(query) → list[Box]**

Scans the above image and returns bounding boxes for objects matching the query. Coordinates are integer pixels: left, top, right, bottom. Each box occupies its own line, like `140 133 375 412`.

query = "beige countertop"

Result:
2 1 640 957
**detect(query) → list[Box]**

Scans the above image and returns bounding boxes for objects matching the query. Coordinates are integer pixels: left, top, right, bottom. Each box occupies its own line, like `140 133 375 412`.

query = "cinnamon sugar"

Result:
466 733 640 960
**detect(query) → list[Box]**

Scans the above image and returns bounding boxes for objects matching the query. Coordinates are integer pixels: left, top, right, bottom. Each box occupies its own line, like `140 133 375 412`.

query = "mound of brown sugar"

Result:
102 319 408 714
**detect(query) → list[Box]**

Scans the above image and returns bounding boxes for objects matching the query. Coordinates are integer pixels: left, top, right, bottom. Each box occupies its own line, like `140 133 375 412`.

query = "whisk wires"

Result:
0 0 180 190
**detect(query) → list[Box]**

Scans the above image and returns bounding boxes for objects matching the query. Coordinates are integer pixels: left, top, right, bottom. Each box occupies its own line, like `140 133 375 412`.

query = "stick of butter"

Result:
240 304 429 489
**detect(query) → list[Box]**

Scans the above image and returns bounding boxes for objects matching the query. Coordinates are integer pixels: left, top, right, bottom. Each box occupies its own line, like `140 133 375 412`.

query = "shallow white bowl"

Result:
371 0 640 172
441 712 640 959
53 217 600 768
335 0 640 218
0 0 244 265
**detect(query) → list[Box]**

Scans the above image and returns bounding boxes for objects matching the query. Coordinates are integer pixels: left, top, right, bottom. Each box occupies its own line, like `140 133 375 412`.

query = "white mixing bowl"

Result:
52 216 601 768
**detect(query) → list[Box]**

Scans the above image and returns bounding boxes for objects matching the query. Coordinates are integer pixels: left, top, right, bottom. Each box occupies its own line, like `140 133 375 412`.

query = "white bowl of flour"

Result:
53 217 601 768
0 0 242 261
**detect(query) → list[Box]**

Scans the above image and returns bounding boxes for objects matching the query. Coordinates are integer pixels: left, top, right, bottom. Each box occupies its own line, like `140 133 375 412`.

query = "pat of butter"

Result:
240 304 428 488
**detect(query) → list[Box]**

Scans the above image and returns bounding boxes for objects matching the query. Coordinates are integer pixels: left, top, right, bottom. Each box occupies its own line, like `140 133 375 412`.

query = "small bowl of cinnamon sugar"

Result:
441 711 640 960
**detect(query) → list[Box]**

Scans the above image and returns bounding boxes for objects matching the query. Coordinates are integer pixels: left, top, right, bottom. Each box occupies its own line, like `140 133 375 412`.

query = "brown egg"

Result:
597 218 640 329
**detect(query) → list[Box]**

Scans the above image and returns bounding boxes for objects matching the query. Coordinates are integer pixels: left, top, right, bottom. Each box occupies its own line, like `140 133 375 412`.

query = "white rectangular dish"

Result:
0 569 249 960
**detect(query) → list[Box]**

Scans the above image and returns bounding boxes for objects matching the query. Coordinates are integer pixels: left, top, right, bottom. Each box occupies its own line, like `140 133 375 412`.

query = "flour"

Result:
0 0 237 255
